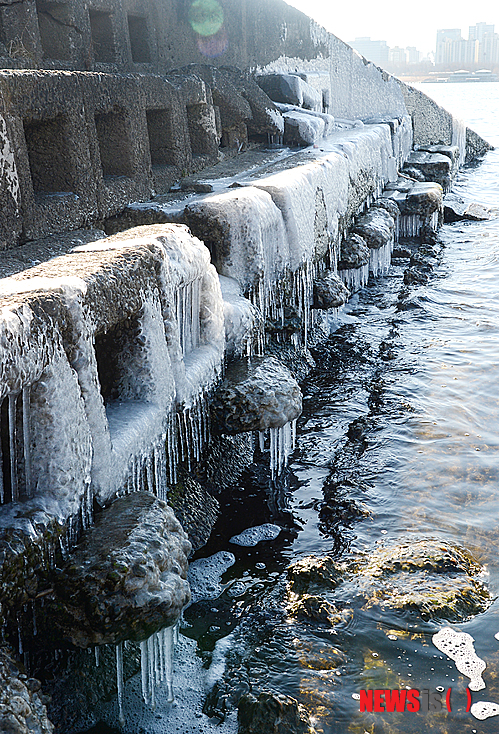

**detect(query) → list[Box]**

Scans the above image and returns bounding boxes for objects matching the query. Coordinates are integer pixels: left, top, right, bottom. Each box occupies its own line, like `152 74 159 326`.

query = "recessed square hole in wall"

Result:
89 9 115 63
127 14 150 63
94 109 133 178
94 316 143 405
35 0 71 60
146 108 175 166
0 388 33 505
23 115 75 194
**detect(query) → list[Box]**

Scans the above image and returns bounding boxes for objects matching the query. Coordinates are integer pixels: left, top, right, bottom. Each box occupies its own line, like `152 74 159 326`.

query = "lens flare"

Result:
197 27 228 58
188 0 224 37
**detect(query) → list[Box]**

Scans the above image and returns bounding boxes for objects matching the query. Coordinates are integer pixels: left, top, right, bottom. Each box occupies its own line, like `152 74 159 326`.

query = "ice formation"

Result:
432 627 486 691
259 419 297 479
139 626 176 709
229 523 282 546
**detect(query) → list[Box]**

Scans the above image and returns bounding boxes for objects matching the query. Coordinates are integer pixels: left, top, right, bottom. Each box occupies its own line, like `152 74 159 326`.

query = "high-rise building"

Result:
349 37 389 66
436 23 499 67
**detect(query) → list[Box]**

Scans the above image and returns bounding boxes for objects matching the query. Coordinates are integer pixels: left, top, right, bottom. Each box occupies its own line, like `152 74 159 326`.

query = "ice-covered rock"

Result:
40 493 191 648
337 233 370 270
282 109 325 146
312 270 350 309
211 356 302 434
257 73 322 111
353 207 394 250
219 275 263 358
402 150 453 191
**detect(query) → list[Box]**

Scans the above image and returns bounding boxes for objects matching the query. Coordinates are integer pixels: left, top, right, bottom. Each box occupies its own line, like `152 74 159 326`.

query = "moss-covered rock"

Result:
286 540 491 624
238 690 316 734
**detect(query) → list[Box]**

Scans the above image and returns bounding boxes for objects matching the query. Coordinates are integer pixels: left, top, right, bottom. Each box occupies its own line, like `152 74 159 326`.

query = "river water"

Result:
92 83 499 734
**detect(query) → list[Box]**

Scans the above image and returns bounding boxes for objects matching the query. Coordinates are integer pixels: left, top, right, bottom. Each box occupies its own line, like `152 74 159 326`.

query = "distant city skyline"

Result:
283 0 498 56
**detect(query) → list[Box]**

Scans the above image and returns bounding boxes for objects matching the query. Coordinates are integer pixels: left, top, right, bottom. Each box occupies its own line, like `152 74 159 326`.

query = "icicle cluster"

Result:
369 241 392 277
338 264 370 293
259 420 297 479
139 626 176 709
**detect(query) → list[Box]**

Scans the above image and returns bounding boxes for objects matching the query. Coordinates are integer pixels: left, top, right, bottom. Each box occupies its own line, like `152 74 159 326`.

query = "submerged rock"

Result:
404 267 428 285
287 555 341 596
287 594 347 626
0 646 53 734
312 270 350 309
41 493 191 648
355 539 490 620
286 540 490 623
238 690 316 734
212 357 302 434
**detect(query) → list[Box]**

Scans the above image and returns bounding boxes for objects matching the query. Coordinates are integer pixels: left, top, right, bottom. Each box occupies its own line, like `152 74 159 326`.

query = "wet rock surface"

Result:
211 357 302 434
238 690 317 734
312 270 350 309
41 493 191 648
287 540 491 623
0 646 53 734
444 194 492 223
167 474 220 554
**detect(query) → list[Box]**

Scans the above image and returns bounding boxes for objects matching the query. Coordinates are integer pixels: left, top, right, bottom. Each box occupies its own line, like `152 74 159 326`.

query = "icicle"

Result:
140 640 149 705
32 600 37 636
22 386 32 498
369 242 392 277
9 393 18 502
147 634 156 710
95 647 100 667
164 626 175 703
116 642 125 726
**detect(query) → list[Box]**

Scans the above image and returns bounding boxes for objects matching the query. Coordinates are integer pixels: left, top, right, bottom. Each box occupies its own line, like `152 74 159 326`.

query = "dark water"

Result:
95 84 499 733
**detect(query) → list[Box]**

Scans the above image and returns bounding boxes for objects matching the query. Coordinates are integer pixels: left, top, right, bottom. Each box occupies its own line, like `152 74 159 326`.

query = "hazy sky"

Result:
284 0 499 55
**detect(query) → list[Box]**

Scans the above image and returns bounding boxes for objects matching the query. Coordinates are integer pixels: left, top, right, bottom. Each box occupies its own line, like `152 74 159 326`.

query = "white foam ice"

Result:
470 701 499 720
187 551 236 603
432 627 486 692
229 523 281 546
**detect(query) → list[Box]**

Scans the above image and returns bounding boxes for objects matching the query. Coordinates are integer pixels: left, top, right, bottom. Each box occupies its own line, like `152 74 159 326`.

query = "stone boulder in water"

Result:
354 539 491 620
0 646 53 734
211 357 302 434
286 540 490 623
41 493 191 647
238 690 316 734
312 270 350 309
